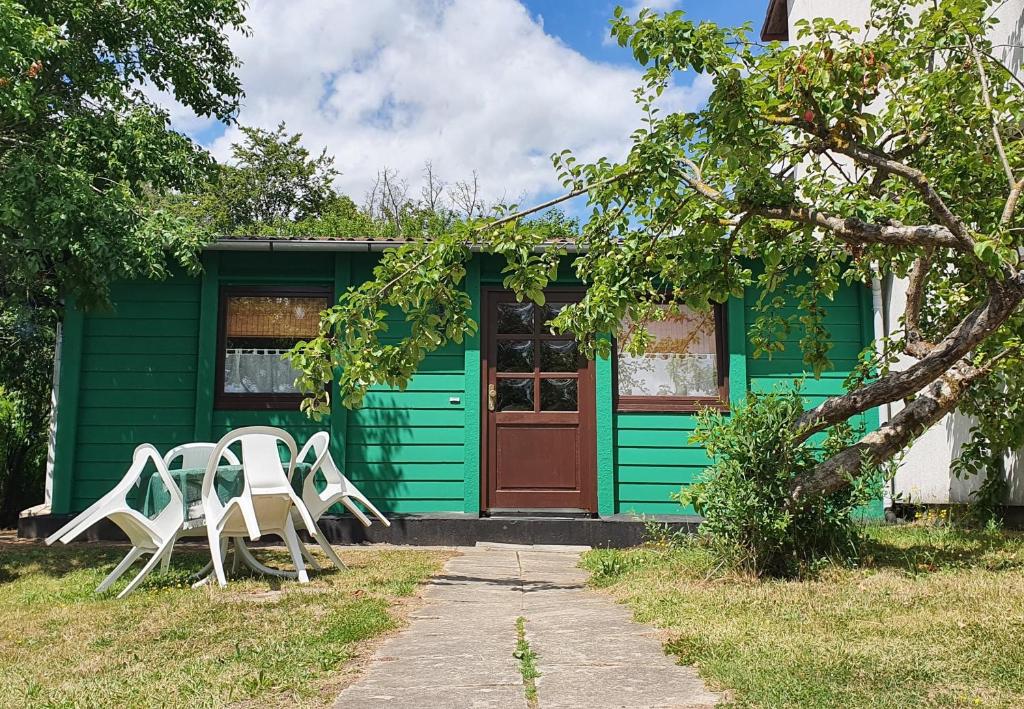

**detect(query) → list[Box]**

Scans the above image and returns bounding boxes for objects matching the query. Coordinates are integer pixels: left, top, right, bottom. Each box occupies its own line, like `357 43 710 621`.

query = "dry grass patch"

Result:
0 539 451 708
582 525 1024 708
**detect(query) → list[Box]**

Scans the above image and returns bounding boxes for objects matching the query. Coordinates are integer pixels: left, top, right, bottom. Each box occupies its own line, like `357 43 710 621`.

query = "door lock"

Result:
487 383 496 411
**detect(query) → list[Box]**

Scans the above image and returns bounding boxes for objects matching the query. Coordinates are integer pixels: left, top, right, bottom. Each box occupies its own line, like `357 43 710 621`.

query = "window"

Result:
493 299 584 413
215 286 331 409
615 303 728 412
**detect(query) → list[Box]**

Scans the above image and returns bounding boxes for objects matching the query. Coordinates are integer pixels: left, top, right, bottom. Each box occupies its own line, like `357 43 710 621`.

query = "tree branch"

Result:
826 139 976 250
487 173 622 228
789 354 988 502
764 113 976 251
1001 179 1024 227
904 249 935 358
793 276 1024 443
369 172 629 303
971 41 1016 191
675 165 965 250
969 43 1024 247
749 206 964 249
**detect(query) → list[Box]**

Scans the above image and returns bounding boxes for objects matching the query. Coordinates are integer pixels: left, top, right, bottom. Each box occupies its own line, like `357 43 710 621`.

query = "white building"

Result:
761 0 1024 509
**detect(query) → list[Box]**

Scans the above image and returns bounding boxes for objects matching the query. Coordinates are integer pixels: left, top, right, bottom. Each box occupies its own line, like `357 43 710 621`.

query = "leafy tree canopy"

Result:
288 0 1024 514
0 0 246 308
0 0 246 520
162 122 343 235
165 123 582 244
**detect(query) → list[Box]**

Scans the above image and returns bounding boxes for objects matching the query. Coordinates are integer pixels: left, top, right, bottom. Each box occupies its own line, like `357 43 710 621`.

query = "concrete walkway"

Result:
334 544 721 708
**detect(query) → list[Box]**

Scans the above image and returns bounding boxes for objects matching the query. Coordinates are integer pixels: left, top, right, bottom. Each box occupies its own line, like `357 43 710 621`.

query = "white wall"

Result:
785 0 1024 506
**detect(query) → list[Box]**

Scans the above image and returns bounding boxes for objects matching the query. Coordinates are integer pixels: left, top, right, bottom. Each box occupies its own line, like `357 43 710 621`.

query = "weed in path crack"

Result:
514 616 539 707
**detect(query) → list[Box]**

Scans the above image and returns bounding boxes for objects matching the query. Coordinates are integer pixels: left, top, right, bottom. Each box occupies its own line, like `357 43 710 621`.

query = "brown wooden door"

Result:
481 288 596 513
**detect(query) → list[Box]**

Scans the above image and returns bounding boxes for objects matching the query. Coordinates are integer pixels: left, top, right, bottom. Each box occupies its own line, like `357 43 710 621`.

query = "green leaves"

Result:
273 0 1024 528
971 236 1016 272
0 0 246 522
683 389 881 577
285 209 577 413
159 122 343 237
0 0 246 308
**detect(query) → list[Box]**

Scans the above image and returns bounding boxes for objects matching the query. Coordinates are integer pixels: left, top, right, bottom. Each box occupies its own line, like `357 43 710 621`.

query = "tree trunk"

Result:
793 276 1024 444
788 357 986 504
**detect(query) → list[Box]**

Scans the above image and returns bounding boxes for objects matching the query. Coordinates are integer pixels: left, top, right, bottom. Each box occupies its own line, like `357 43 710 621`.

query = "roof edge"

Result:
761 0 789 42
203 237 582 254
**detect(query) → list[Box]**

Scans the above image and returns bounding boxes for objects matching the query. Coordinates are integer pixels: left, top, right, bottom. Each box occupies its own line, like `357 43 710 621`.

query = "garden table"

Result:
141 463 312 524
138 462 316 581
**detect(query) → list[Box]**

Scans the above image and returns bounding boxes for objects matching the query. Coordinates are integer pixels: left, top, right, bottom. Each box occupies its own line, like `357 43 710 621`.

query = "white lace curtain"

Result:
617 352 718 398
222 348 302 394
617 304 719 398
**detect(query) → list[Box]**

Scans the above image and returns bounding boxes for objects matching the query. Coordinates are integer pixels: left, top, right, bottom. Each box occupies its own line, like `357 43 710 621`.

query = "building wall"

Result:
614 268 877 516
50 251 472 516
343 253 469 514
50 250 878 517
52 275 202 514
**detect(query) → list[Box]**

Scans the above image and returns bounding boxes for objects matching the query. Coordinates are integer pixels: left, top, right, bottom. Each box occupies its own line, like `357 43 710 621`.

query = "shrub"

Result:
0 302 53 527
0 387 46 527
679 389 883 578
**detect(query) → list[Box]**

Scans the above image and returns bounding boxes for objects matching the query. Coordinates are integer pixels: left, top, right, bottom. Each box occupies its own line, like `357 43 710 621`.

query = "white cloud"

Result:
167 0 710 207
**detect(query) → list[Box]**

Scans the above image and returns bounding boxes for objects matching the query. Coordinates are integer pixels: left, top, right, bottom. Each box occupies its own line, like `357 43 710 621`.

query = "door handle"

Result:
488 383 496 411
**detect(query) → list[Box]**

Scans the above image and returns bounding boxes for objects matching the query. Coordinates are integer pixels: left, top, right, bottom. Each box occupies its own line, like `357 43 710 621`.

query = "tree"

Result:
288 0 1024 529
165 128 478 240
162 122 342 236
0 0 246 521
161 122 359 237
0 299 52 526
1 0 246 308
216 122 341 232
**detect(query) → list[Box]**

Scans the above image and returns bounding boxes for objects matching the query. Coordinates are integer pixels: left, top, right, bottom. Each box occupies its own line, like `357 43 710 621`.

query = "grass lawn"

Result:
0 537 450 708
582 525 1024 708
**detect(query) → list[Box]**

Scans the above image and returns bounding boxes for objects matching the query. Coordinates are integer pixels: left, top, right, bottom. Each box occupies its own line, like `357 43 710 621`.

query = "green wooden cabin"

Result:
34 238 880 540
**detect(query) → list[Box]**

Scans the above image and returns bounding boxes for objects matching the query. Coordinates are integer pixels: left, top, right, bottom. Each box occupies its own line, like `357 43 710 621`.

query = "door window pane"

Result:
540 378 577 411
497 378 534 411
543 302 569 328
222 293 328 395
617 305 719 399
497 303 534 334
497 340 534 372
540 340 578 372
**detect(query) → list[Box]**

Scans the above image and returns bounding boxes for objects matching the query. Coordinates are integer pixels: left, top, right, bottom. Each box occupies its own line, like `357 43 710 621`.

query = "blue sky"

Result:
160 1 769 210
521 1 763 66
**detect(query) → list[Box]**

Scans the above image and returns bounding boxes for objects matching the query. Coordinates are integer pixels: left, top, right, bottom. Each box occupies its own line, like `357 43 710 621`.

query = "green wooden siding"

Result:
57 250 879 520
342 254 467 514
462 257 482 514
193 252 220 440
614 279 876 517
68 276 200 512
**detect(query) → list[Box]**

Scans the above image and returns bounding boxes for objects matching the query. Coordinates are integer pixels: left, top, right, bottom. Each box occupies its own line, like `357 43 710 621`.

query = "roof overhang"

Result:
206 238 402 252
761 0 789 42
204 237 583 254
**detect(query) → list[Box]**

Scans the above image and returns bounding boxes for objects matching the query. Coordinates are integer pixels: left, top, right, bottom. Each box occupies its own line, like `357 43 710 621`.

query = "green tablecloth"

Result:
141 462 312 522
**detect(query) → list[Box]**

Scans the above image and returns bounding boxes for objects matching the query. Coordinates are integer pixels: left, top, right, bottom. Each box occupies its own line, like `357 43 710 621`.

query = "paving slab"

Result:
333 544 721 708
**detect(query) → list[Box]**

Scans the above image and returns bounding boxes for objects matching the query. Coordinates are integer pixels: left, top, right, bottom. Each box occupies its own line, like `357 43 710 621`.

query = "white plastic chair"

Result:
165 442 241 471
198 426 318 587
158 443 241 569
292 431 391 571
45 444 185 598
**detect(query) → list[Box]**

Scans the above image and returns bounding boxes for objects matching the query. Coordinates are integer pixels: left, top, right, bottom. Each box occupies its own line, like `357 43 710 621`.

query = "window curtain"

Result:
223 348 303 394
618 306 719 398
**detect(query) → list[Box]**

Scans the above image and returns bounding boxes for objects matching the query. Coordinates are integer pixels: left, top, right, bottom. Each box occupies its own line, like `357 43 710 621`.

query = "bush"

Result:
0 302 53 527
679 389 883 578
0 387 47 527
